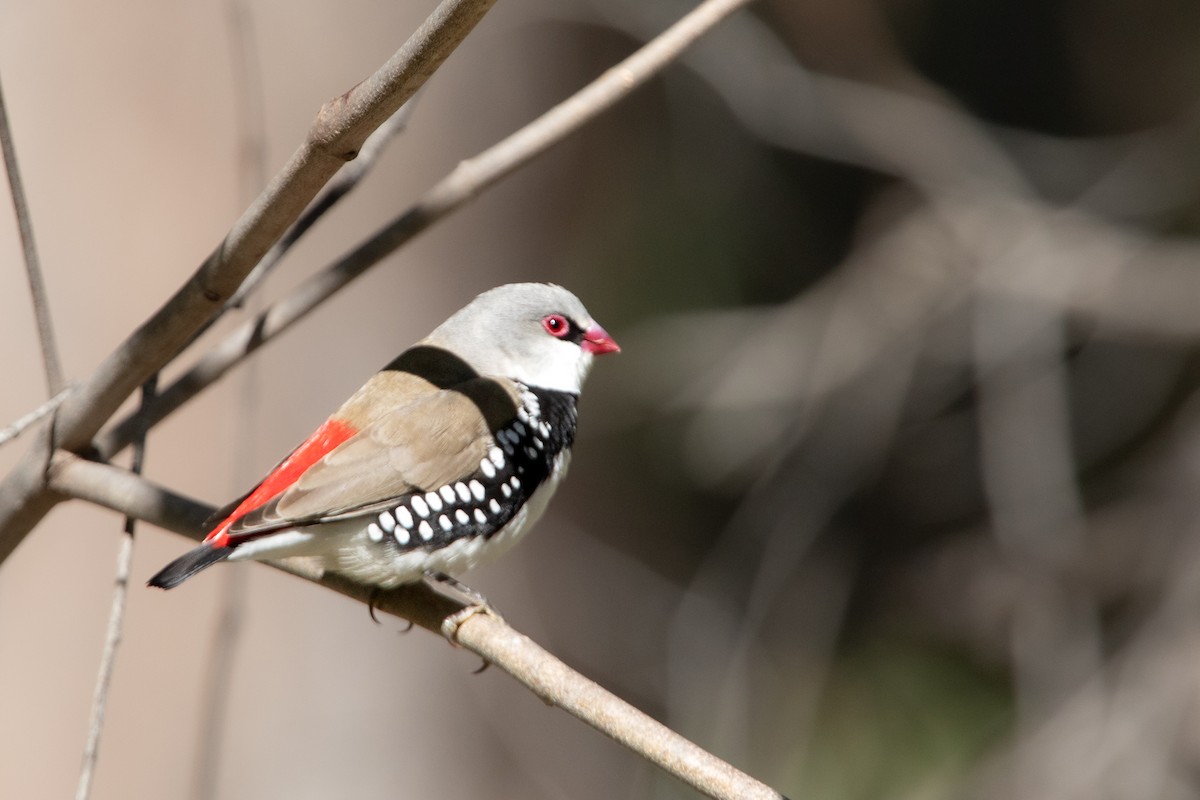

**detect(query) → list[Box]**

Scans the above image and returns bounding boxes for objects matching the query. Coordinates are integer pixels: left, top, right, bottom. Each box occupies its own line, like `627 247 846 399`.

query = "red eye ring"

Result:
542 314 570 338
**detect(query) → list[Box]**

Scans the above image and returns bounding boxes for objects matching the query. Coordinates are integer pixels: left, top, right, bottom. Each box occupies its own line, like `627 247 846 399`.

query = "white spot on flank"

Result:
395 526 411 546
439 485 456 504
489 447 505 468
411 495 429 518
533 437 544 450
513 421 527 437
501 484 512 499
367 523 384 543
501 441 515 456
425 491 443 512
468 480 485 501
454 482 470 503
474 508 487 524
396 506 414 529
488 498 501 515
439 514 453 532
538 422 551 438
509 476 521 490
516 407 529 423
418 520 433 540
378 512 396 533
455 509 469 525
525 446 537 459
480 458 496 479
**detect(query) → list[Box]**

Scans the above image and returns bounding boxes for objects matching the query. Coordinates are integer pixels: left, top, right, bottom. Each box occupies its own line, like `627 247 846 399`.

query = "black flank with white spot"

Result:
370 385 577 552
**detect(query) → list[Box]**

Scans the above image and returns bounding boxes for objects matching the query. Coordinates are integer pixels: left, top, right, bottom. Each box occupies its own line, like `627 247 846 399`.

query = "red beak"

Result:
582 324 620 355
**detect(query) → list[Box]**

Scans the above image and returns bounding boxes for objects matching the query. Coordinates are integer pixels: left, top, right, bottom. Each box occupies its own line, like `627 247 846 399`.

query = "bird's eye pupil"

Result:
542 314 569 337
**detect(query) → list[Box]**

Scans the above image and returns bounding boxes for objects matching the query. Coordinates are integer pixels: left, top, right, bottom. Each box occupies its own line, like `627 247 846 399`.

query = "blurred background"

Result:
3 0 1200 798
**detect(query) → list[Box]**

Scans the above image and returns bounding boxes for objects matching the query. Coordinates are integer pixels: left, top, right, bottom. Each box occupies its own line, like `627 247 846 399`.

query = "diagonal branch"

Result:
51 0 497 456
227 95 422 314
46 453 786 800
96 0 760 461
0 0 496 563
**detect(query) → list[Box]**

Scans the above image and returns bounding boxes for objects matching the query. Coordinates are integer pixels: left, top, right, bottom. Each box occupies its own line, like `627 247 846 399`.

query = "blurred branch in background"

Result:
568 0 1200 797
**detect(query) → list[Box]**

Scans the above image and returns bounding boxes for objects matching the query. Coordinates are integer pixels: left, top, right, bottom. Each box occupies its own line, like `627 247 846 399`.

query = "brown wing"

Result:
228 377 520 537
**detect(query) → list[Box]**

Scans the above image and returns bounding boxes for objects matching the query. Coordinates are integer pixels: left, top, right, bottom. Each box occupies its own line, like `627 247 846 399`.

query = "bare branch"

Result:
228 95 421 313
96 0 759 461
51 0 496 455
46 454 786 800
0 0 496 563
95 101 420 462
454 613 787 800
0 74 64 394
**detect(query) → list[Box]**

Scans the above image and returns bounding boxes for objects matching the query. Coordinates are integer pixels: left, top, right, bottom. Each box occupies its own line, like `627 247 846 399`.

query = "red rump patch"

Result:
203 417 357 547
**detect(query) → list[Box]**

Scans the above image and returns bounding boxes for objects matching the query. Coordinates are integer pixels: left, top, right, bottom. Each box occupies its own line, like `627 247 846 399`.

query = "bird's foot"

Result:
425 571 500 673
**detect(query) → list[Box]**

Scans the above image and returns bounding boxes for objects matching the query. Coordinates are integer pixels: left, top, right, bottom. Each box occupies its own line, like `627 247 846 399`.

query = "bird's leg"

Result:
423 570 493 609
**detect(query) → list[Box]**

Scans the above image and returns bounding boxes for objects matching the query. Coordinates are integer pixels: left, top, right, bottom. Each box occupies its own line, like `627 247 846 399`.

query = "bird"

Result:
148 283 619 591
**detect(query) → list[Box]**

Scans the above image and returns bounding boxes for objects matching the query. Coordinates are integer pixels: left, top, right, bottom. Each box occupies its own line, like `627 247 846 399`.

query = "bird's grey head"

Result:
425 283 619 394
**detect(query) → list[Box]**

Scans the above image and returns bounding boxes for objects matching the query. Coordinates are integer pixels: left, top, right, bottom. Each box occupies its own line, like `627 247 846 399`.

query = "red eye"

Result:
542 314 570 338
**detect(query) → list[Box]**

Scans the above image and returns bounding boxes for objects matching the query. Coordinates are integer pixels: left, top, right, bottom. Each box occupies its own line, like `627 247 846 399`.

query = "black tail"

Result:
147 544 234 589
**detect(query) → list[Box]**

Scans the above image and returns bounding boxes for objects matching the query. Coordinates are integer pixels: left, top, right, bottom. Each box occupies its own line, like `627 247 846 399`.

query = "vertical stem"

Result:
75 378 156 800
0 74 64 394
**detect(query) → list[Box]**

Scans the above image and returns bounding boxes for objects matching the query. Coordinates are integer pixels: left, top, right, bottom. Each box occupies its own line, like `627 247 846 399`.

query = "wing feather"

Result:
227 378 518 538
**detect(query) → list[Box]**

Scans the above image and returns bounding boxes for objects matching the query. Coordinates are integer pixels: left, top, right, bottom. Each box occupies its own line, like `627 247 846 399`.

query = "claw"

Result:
367 588 382 624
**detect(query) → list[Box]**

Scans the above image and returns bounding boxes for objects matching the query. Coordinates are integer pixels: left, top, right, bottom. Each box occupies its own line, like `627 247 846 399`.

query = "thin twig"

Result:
46 454 787 800
0 385 73 448
96 0 758 461
74 377 155 800
0 0 497 563
0 74 65 395
73 531 135 800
